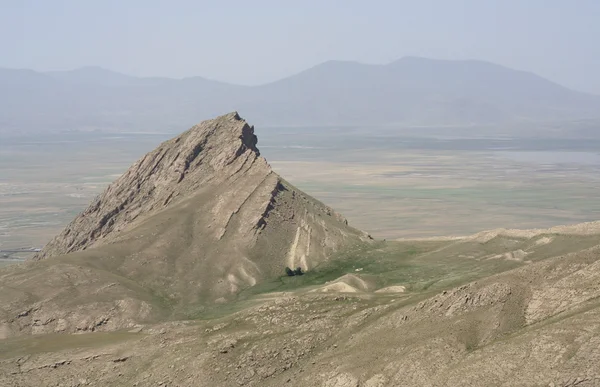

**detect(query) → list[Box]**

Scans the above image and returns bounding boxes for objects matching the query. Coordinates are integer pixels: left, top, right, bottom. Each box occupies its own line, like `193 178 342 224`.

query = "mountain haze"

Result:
1 57 599 134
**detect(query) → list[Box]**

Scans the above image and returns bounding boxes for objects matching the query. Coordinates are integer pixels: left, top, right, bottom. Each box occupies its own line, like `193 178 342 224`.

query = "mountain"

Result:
0 67 243 133
0 112 369 336
2 113 600 385
35 112 367 265
1 57 599 134
245 57 600 125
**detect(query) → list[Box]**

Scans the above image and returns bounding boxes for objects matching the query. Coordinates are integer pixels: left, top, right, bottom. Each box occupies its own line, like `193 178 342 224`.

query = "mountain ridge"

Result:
8 57 599 96
1 57 599 133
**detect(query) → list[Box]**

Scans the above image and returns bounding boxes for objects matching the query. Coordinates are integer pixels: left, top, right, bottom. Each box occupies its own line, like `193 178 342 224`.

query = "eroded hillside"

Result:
1 113 369 337
2 227 600 386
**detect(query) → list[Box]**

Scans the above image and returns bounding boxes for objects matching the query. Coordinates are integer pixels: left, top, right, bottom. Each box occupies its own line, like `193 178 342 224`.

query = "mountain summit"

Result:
37 112 369 283
0 113 369 336
36 111 265 260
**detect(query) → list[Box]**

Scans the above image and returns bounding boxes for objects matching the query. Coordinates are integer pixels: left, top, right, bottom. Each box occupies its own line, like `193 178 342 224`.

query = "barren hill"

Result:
0 113 369 336
36 112 368 266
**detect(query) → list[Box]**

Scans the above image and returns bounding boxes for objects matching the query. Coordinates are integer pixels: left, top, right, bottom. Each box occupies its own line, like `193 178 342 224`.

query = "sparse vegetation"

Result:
285 266 305 276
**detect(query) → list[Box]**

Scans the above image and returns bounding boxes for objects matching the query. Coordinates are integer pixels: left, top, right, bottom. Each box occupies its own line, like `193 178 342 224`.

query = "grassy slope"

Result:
190 232 600 320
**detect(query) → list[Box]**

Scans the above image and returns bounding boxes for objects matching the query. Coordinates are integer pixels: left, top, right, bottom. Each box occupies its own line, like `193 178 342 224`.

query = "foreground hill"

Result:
1 113 600 386
2 221 600 385
1 57 599 133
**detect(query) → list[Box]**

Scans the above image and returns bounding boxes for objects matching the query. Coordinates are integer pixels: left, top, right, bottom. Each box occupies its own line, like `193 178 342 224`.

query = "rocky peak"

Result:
31 112 367 308
34 112 265 260
2 113 370 337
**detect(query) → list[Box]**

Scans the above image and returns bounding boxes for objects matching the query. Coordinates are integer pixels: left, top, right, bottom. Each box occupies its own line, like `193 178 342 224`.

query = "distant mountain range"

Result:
1 57 599 133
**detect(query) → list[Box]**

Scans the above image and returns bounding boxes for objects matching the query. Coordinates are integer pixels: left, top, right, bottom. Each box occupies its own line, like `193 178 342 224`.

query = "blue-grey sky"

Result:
2 0 600 93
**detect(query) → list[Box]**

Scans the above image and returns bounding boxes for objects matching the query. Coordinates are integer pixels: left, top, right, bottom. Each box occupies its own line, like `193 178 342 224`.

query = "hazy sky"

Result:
2 0 600 93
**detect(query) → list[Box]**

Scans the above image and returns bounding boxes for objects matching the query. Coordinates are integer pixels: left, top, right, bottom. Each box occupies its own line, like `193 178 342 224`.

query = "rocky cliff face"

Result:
6 112 370 334
35 112 262 259
36 112 366 260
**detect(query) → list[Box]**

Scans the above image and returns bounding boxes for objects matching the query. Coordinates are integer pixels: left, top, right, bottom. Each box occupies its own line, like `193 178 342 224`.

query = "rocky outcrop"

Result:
36 112 367 263
35 112 263 259
0 112 371 329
